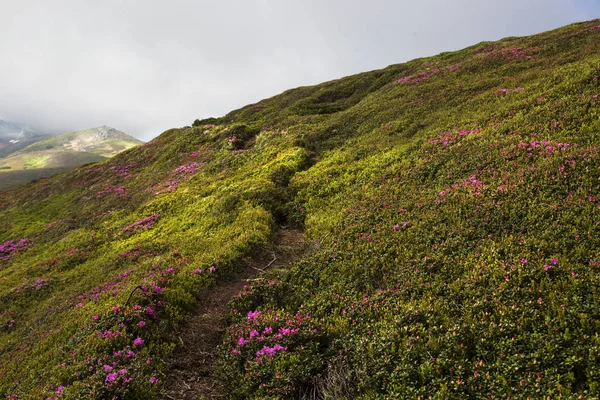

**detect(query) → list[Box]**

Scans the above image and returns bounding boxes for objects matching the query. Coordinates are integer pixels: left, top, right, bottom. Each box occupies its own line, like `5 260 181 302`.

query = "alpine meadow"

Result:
2 19 600 399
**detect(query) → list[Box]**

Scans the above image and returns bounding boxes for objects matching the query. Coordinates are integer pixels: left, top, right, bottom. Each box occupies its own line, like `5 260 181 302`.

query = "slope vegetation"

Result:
1 19 600 399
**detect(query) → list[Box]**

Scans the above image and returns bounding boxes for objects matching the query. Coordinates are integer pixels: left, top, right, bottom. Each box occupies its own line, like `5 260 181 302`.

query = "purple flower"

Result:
103 365 113 371
133 337 144 347
238 337 248 347
105 372 118 382
149 376 158 384
56 386 65 395
194 268 202 274
209 266 216 272
551 258 559 265
138 320 146 328
118 369 127 375
255 344 288 359
247 310 262 321
393 224 400 231
92 315 99 321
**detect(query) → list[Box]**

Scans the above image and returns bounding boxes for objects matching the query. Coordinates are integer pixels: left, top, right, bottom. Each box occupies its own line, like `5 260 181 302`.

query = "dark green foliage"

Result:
192 117 219 126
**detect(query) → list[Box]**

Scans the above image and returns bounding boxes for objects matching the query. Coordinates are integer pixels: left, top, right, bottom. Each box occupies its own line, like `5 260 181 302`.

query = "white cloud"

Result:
0 0 597 140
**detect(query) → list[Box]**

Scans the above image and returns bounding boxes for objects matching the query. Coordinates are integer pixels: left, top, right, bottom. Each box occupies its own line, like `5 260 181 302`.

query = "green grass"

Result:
1 18 600 399
0 126 141 189
19 126 142 157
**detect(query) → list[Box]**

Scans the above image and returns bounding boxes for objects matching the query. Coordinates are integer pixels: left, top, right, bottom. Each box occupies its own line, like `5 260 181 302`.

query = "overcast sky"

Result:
1 0 599 141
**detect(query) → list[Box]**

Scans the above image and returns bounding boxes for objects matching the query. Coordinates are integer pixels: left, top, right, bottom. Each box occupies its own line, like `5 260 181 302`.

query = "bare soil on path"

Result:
160 228 307 399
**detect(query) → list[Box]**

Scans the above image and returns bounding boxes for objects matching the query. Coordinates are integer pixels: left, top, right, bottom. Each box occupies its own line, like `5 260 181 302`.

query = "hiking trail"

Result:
160 228 307 399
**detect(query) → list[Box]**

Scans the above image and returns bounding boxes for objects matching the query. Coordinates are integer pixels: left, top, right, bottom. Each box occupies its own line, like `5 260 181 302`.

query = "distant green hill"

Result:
1 19 600 399
19 125 143 158
0 126 142 189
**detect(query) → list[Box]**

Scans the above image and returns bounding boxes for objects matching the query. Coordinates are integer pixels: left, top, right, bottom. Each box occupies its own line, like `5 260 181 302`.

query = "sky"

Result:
0 0 599 141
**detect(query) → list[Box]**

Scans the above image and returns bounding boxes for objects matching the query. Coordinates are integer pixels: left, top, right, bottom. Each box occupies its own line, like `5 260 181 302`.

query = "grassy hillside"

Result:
0 126 141 190
0 168 78 191
19 126 143 158
1 19 600 399
0 150 106 170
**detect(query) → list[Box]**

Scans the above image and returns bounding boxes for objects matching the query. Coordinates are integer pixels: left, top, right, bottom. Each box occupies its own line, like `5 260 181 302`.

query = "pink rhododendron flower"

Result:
247 310 262 321
133 337 144 347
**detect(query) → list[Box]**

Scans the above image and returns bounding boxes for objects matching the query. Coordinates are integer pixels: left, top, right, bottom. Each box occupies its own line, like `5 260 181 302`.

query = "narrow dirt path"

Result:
159 228 307 399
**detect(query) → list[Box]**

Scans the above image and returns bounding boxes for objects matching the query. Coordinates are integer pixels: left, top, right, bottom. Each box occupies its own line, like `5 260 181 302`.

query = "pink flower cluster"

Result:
0 239 32 262
476 45 538 61
247 310 262 321
96 187 128 197
173 162 201 177
255 344 287 360
428 129 481 147
15 277 53 293
397 64 461 85
496 87 524 95
121 213 160 234
114 163 137 176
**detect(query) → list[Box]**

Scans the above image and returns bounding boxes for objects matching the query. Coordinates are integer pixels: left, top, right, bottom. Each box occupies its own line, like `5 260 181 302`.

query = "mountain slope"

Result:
19 125 143 157
0 126 142 189
1 19 600 399
0 119 50 159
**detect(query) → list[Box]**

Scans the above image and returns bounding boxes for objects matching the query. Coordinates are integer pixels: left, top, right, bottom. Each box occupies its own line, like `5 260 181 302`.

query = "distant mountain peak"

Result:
86 125 126 142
